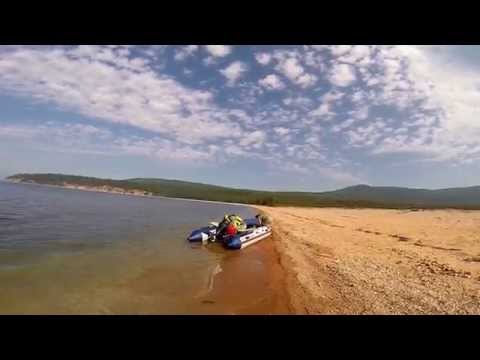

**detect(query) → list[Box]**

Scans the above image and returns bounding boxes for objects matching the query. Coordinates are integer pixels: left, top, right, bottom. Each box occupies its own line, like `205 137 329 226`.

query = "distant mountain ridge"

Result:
322 184 480 207
6 173 480 209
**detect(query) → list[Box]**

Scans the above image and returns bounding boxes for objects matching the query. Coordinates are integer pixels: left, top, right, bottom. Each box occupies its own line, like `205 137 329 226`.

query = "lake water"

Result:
0 181 288 314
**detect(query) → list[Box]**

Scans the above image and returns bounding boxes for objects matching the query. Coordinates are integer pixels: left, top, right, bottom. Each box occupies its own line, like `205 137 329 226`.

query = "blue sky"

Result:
1 45 480 191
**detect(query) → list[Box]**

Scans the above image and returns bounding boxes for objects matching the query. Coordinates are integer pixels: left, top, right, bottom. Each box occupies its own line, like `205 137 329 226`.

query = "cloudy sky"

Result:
1 45 479 191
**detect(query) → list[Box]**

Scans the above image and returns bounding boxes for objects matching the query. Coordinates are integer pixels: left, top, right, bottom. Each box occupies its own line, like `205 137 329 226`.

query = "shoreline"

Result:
249 205 295 314
198 234 293 315
5 180 248 207
255 206 480 314
251 205 307 315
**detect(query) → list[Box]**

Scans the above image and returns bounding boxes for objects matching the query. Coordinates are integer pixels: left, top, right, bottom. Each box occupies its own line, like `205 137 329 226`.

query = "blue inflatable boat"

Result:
187 217 272 250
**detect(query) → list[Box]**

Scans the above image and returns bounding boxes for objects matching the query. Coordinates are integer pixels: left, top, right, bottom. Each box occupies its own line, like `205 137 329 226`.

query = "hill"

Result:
6 173 480 209
320 184 480 208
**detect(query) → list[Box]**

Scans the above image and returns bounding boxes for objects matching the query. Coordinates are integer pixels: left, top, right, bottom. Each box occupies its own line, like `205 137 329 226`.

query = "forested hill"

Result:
7 173 480 209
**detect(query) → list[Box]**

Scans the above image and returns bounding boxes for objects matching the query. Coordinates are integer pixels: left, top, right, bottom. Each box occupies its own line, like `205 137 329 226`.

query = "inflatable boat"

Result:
187 217 272 250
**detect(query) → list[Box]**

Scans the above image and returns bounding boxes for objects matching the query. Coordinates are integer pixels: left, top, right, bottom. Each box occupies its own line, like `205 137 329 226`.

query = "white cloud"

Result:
220 61 248 85
205 45 232 57
275 56 317 88
255 52 272 65
258 74 285 90
329 63 356 87
321 89 345 103
274 127 290 136
346 122 384 148
283 96 313 109
304 50 325 70
68 45 151 72
0 122 219 162
308 89 344 121
224 144 247 157
394 46 480 133
350 90 365 103
330 45 353 57
239 130 266 148
174 45 198 61
228 109 251 124
0 46 244 145
277 57 304 81
296 73 318 88
310 103 334 119
331 118 357 133
334 45 480 163
337 45 371 65
350 106 369 120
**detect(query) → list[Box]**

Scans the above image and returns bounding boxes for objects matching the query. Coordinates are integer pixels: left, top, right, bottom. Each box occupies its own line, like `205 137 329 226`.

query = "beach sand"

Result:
255 206 480 314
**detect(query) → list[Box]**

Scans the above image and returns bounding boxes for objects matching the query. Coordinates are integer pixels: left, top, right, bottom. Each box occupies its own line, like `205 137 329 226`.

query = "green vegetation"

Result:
7 173 480 209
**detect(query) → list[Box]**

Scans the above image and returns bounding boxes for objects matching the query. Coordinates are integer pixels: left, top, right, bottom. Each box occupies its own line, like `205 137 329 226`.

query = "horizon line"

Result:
6 172 480 193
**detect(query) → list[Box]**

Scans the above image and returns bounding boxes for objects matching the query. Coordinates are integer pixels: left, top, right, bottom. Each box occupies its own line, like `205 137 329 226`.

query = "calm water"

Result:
0 181 257 314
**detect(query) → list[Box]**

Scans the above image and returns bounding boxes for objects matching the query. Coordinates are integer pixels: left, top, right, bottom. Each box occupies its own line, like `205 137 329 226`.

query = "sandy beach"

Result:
198 236 292 314
255 206 480 314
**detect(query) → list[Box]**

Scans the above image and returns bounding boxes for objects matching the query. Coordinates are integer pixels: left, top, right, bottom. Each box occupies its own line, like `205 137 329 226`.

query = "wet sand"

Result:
255 206 480 314
194 237 292 314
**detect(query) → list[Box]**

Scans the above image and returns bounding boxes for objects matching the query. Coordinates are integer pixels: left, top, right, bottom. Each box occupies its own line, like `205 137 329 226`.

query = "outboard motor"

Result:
187 224 217 243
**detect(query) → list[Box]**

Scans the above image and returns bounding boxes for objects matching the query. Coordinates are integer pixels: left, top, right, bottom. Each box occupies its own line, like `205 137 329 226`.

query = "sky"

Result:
1 45 480 191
